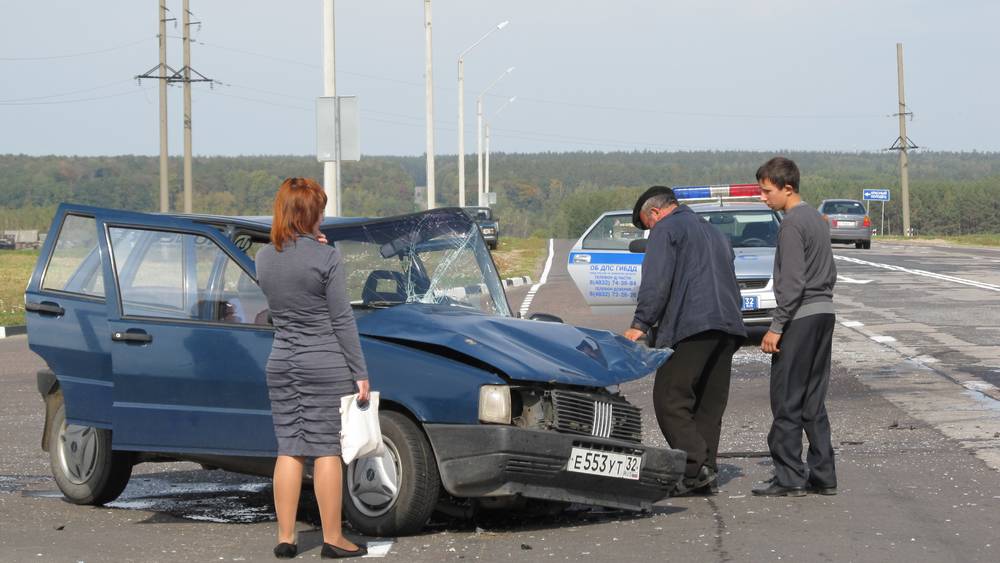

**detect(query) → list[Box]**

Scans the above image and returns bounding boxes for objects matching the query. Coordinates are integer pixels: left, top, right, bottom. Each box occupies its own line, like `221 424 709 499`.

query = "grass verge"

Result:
490 237 548 281
1 249 39 326
877 234 1000 247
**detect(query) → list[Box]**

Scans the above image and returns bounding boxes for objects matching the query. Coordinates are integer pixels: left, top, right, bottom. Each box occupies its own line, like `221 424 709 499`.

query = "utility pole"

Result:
424 0 436 210
887 42 917 237
135 1 176 212
322 0 340 216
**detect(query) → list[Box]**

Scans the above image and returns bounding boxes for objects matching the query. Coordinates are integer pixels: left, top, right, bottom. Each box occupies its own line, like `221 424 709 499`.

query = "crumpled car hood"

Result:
356 304 670 387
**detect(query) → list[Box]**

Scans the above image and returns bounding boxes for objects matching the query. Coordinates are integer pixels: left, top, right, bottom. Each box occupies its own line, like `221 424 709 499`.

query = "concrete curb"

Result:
0 325 27 339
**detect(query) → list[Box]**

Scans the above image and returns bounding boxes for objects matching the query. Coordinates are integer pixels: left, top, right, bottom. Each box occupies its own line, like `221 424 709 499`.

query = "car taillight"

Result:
831 219 838 227
863 216 871 227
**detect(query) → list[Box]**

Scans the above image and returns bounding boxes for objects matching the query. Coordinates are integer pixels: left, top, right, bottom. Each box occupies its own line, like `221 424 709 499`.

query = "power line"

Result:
0 37 154 61
0 86 154 106
0 79 135 103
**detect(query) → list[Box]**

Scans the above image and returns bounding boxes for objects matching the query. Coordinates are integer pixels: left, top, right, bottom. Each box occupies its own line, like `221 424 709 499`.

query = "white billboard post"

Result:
317 96 360 216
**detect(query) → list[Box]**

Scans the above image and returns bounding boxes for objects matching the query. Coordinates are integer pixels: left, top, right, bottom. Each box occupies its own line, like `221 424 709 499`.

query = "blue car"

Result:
25 204 683 536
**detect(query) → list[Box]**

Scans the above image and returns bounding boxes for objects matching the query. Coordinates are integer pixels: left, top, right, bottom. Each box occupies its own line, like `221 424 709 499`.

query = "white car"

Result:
567 184 779 326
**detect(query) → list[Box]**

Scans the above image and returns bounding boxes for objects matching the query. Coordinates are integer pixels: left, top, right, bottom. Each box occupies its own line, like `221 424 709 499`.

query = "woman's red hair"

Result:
270 177 328 251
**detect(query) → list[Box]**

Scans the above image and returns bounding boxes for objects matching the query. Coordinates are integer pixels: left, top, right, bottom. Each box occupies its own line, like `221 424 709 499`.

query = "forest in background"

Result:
2 151 999 239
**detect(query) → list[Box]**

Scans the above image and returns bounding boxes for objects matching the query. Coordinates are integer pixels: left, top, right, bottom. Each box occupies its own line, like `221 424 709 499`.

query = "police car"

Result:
567 184 779 326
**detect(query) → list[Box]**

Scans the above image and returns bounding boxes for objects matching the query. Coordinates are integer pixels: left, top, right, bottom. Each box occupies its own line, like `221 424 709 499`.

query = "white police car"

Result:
567 184 779 326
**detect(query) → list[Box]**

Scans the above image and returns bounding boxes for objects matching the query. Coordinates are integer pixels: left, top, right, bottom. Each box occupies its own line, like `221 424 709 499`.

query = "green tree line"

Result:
1 151 999 238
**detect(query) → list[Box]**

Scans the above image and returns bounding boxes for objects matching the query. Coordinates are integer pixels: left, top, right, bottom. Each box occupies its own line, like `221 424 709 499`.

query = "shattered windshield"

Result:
323 209 511 317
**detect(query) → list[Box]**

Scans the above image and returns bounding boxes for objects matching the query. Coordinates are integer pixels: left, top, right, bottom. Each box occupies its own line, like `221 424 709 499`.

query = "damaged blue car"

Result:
25 204 684 536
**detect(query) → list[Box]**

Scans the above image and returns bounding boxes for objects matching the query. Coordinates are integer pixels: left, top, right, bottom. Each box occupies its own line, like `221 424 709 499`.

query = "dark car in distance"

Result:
820 199 872 249
464 206 499 250
25 203 685 536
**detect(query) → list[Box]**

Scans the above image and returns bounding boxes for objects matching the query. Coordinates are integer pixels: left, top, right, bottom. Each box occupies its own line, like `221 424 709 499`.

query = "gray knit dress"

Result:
255 235 369 458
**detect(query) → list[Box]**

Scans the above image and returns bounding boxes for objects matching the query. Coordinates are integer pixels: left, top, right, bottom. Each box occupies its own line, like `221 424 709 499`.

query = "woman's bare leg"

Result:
273 455 305 544
314 456 358 549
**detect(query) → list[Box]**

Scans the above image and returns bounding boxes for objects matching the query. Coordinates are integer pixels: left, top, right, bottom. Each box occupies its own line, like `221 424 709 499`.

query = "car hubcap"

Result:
57 422 99 485
346 436 401 517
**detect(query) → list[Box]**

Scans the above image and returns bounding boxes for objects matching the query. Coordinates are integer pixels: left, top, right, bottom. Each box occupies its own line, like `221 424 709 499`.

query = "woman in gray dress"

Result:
255 177 370 559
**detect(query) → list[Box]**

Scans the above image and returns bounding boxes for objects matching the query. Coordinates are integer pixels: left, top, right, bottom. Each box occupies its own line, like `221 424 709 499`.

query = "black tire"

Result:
48 399 133 505
488 241 498 251
863 240 872 249
855 241 864 249
343 411 440 536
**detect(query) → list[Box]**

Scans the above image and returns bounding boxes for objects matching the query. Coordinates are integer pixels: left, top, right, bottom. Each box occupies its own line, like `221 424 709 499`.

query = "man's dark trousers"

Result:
768 313 837 488
653 330 741 478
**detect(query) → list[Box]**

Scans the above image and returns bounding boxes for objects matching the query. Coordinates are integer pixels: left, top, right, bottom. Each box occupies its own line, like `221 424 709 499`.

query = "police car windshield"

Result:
698 210 779 248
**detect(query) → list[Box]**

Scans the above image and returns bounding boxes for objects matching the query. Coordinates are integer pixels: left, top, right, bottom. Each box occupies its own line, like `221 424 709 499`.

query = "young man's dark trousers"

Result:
653 330 741 478
768 313 837 488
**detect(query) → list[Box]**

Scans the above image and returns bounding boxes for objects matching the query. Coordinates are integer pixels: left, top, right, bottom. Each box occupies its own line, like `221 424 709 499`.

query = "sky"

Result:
1 0 998 157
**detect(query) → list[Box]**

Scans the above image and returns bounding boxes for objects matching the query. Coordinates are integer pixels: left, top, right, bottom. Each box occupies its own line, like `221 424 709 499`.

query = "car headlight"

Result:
481 228 496 235
478 385 511 424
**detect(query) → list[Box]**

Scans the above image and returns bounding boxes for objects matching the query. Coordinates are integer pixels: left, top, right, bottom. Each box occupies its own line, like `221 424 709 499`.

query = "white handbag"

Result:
339 391 384 464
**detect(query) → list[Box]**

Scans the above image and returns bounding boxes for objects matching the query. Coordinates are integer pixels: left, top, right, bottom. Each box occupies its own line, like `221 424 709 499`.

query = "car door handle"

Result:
25 301 65 316
111 330 153 344
572 254 591 264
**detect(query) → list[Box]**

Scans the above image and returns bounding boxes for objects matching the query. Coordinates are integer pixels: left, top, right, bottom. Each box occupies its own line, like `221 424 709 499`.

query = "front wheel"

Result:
48 399 133 505
343 411 440 536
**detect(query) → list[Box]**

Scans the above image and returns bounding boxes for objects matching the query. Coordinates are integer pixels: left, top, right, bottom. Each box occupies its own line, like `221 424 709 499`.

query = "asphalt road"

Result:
2 239 1000 562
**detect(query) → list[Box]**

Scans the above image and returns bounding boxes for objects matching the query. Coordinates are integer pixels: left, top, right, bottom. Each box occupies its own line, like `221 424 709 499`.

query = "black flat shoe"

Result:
273 542 298 559
752 476 806 497
672 465 717 496
806 480 838 495
321 543 368 559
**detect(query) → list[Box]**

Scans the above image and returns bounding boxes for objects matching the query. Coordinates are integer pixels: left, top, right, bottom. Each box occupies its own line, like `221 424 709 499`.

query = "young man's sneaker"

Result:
806 479 837 495
751 476 806 497
672 466 717 496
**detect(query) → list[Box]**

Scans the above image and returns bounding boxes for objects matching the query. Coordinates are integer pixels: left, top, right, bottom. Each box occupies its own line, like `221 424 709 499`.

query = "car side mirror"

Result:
628 239 647 253
528 313 564 323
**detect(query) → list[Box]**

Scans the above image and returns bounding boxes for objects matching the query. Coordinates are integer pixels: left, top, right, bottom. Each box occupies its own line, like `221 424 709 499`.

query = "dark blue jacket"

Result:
630 205 747 348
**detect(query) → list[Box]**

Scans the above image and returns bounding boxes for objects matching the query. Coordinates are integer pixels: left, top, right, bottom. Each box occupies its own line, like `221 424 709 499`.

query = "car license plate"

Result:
838 221 857 228
741 296 759 311
567 447 641 480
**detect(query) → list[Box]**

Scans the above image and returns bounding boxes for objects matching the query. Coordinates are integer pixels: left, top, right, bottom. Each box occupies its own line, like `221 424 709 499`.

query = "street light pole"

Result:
485 96 515 198
476 66 514 206
322 0 340 216
457 21 508 209
424 0 436 210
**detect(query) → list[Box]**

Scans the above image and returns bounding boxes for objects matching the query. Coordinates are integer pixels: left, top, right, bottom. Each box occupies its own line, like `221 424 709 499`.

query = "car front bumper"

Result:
424 424 685 511
741 289 777 326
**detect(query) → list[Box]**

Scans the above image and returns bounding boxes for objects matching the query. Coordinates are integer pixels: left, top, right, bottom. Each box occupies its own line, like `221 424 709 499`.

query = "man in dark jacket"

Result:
753 157 838 497
624 186 747 494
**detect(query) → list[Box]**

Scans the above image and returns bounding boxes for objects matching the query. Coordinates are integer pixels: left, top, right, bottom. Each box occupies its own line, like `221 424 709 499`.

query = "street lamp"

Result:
485 96 516 200
477 66 514 207
457 20 509 208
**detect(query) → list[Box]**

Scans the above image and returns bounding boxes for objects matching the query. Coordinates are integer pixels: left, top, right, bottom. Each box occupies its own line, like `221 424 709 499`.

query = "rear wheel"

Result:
343 411 440 536
863 240 871 249
48 399 133 505
855 241 864 249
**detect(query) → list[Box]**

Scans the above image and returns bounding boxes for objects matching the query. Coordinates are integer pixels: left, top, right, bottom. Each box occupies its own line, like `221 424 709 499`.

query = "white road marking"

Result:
870 335 897 343
837 275 873 284
519 238 555 317
835 254 1000 292
841 320 864 328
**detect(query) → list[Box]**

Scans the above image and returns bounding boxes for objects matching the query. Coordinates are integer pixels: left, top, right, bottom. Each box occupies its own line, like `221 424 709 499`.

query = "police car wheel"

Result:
48 399 133 505
343 411 440 536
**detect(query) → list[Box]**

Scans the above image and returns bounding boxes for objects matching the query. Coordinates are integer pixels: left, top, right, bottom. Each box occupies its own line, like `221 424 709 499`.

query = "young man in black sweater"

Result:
753 157 839 497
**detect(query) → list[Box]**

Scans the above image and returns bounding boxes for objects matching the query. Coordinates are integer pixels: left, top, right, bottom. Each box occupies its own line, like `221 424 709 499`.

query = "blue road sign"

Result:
863 189 891 201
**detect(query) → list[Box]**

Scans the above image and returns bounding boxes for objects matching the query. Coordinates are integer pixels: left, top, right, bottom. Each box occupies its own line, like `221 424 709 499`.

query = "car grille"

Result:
738 278 769 290
548 390 643 443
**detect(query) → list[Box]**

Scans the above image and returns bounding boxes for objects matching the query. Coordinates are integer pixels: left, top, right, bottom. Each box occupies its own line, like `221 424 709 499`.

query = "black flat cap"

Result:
632 186 675 229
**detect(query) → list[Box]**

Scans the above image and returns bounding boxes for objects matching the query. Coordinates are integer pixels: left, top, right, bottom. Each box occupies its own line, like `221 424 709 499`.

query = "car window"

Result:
582 214 644 250
41 214 104 298
698 210 780 248
110 227 268 324
822 201 866 215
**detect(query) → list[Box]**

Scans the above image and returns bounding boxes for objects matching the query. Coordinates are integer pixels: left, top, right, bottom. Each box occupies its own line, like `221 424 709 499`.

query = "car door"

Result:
100 212 276 456
25 205 115 428
567 211 645 311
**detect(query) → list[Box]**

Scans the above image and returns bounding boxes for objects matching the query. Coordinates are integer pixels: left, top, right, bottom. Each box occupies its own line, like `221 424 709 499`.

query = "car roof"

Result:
687 201 772 212
820 199 865 204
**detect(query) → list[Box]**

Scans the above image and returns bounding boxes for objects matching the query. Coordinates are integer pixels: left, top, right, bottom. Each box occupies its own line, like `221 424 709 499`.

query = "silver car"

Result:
567 201 780 326
819 199 872 249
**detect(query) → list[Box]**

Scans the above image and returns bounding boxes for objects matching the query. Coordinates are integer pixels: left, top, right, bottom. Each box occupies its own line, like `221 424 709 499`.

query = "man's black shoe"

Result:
672 466 717 496
806 480 837 495
751 476 806 497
